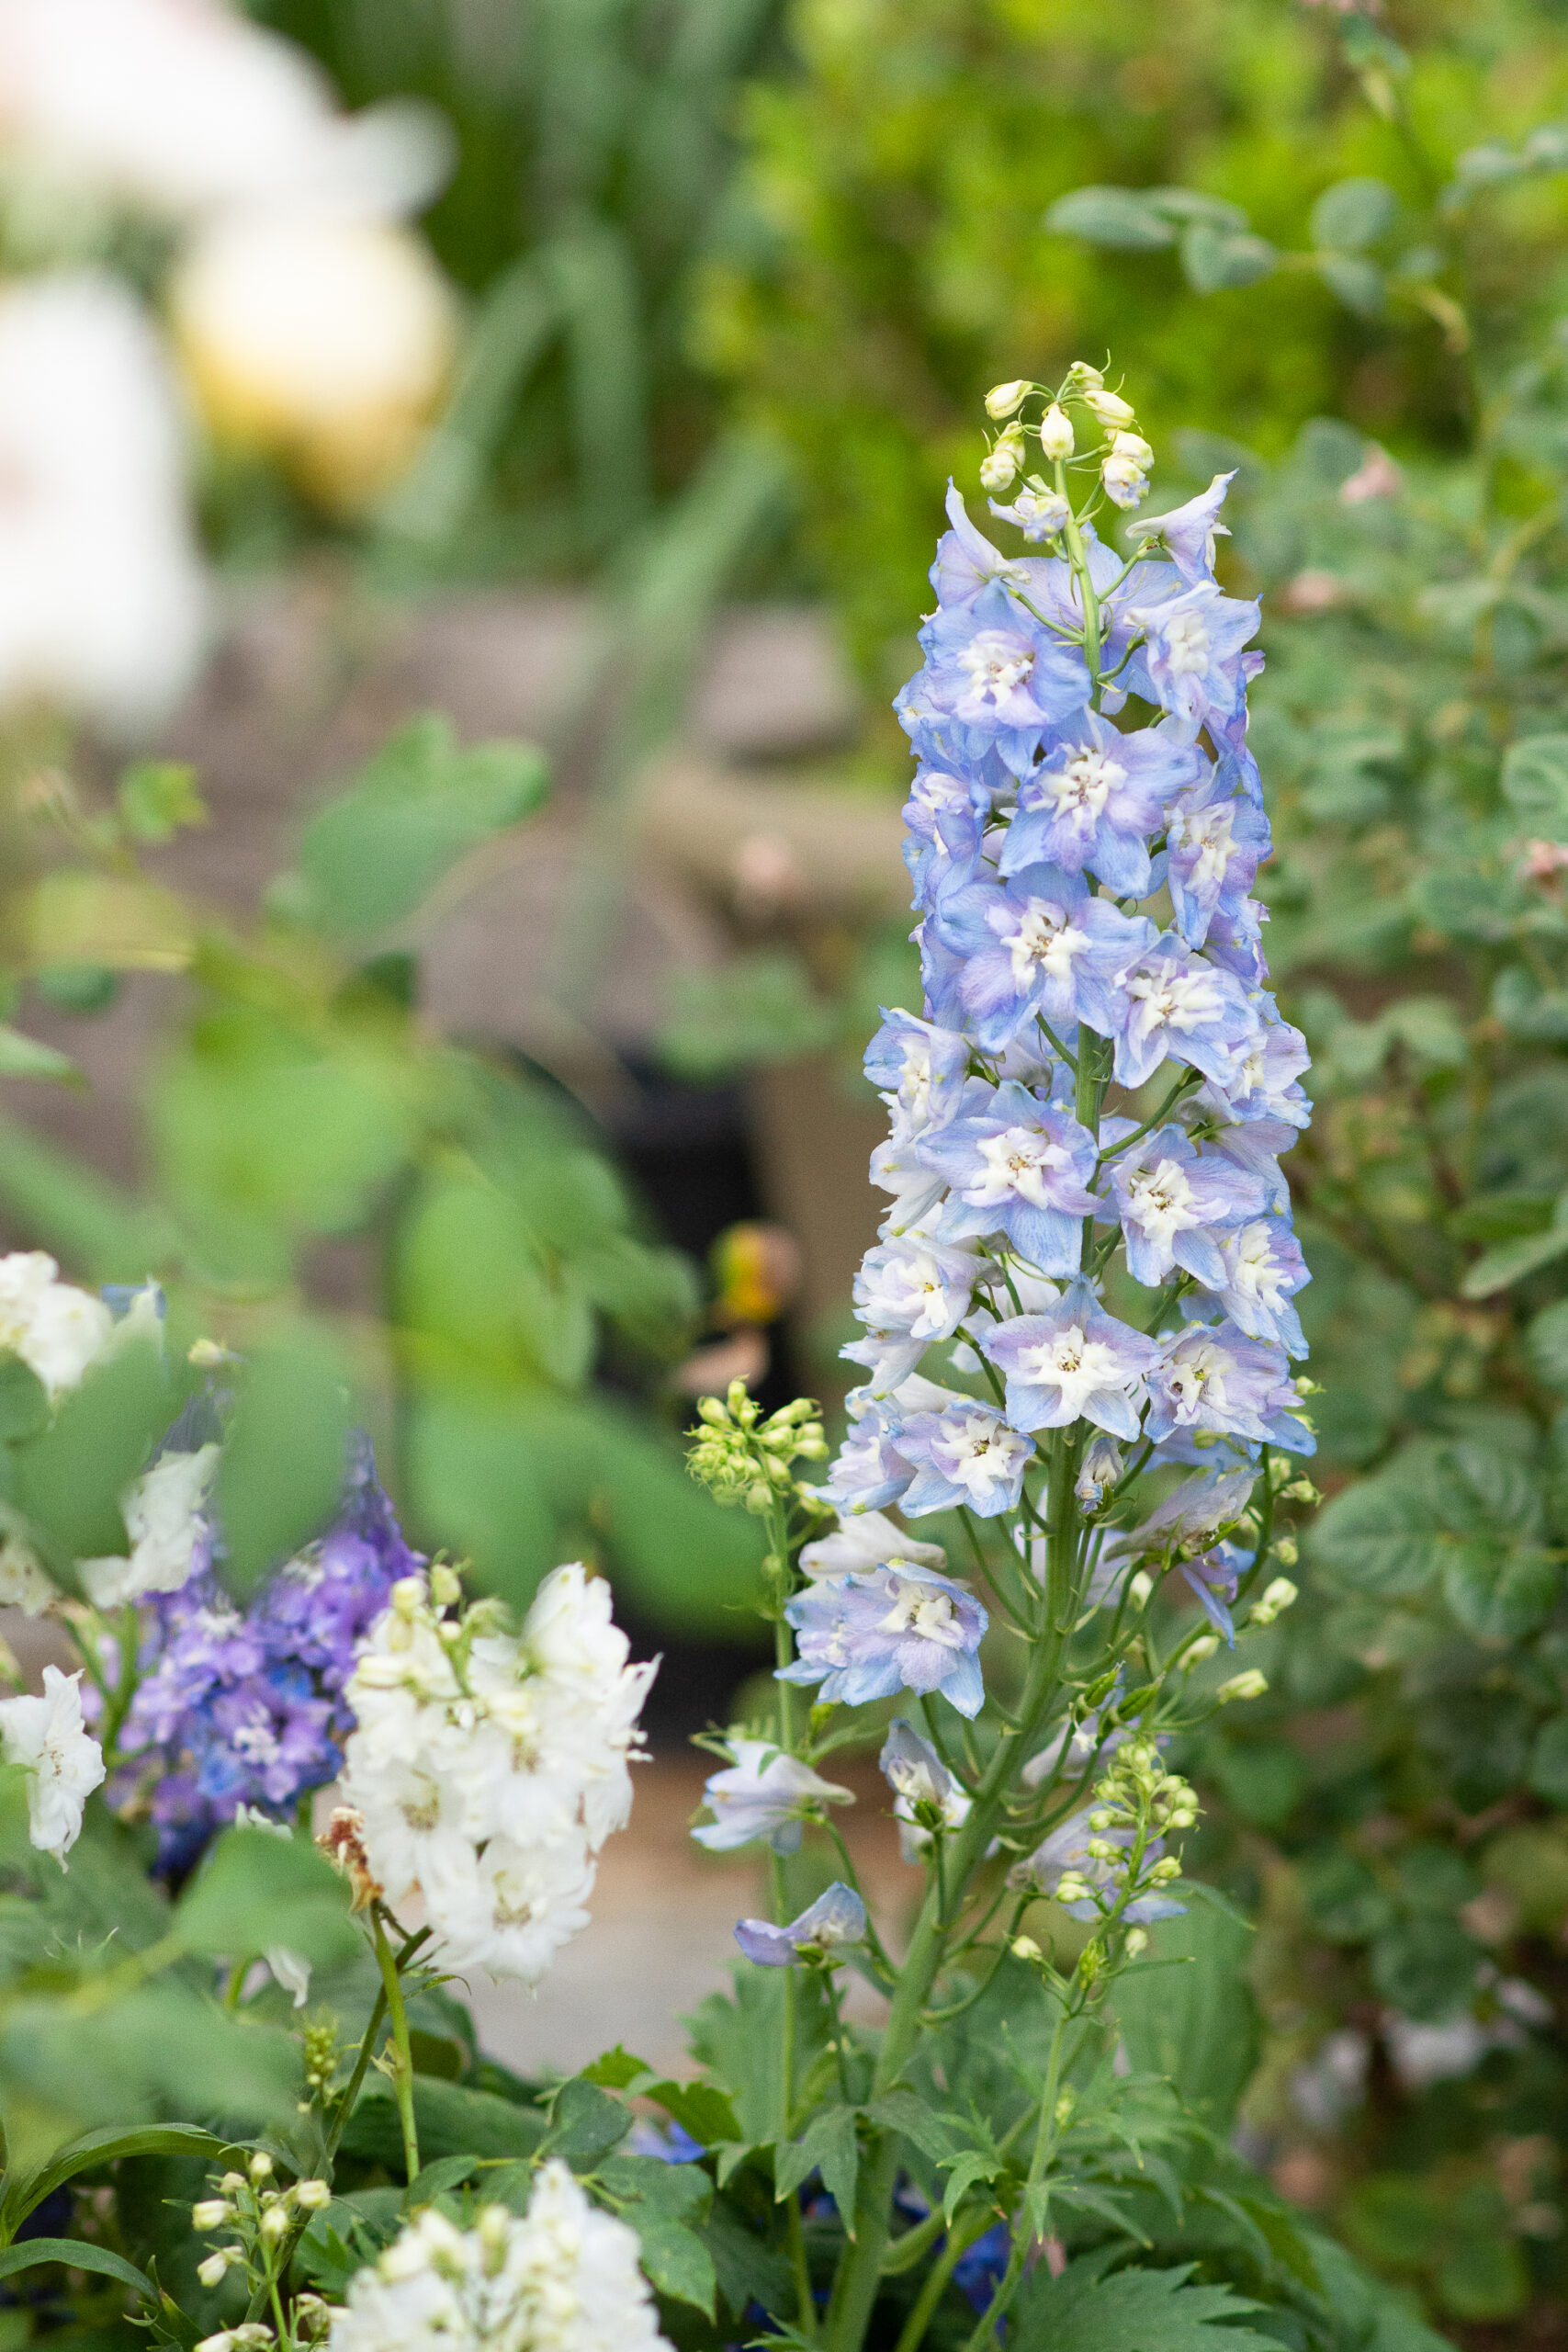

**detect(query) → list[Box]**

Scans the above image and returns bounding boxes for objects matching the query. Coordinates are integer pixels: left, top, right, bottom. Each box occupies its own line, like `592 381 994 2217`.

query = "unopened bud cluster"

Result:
687 1381 828 1513
977 359 1154 528
193 2161 331 2295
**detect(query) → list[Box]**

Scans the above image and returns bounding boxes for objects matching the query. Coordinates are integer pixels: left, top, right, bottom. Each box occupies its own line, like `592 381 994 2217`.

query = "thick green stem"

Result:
372 1907 421 2184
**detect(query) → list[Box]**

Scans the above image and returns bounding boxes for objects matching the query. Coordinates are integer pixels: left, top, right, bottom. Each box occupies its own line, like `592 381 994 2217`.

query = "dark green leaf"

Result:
1043 187 1177 250
701 2199 793 2326
0 1352 49 1444
0 2238 155 2300
1462 1222 1568 1296
1529 1713 1568 1804
773 2105 858 2228
10 1330 170 1572
538 2077 630 2170
339 2076 547 2169
1369 1917 1479 2021
1109 1892 1259 2132
1528 1298 1568 1388
1442 1543 1559 1640
296 714 548 936
1299 1850 1395 1944
0 2124 227 2245
404 2155 482 2210
1012 2248 1273 2350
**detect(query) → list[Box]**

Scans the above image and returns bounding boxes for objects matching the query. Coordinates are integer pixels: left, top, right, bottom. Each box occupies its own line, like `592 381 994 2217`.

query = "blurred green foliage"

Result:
704 0 1568 682
0 720 763 1631
245 0 784 574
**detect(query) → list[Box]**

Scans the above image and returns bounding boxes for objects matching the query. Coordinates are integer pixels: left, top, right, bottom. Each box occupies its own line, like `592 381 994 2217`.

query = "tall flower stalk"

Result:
690 363 1319 2352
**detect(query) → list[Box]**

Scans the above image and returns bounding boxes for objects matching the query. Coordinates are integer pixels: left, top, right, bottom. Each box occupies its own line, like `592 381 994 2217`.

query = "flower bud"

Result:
1182 1634 1221 1669
1124 1926 1149 1955
293 2180 332 2211
1127 1571 1154 1611
1066 360 1105 390
197 2253 235 2290
1011 1933 1043 1961
1100 451 1150 510
193 2200 231 2230
1216 1668 1269 1704
986 379 1031 418
1038 403 1075 460
429 1563 462 1608
248 2153 274 2183
259 2205 288 2245
1248 1576 1298 1627
696 1396 728 1426
979 436 1022 493
1083 385 1136 427
389 1577 425 1618
1271 1534 1299 1567
1110 429 1154 466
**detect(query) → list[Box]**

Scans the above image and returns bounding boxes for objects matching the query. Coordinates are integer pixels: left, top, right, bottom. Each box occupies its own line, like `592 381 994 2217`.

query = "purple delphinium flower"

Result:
1105 935 1258 1091
919 1080 1100 1274
943 865 1152 1055
1179 1540 1254 1645
1001 714 1201 899
863 1007 971 1134
119 1436 419 1869
1122 579 1261 743
1146 1319 1314 1453
815 1403 919 1516
735 1881 867 1966
1107 1124 1265 1289
1203 895 1269 985
982 1277 1158 1441
895 1402 1035 1520
780 1565 989 1717
906 580 1089 775
1125 471 1235 583
1213 1007 1313 1128
929 479 1040 610
846 1234 981 1393
693 1739 852 1855
1200 1216 1311 1354
1165 766 1270 950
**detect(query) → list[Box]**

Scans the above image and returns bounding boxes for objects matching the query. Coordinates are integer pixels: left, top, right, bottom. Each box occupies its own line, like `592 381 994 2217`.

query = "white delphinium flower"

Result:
325 2165 672 2352
693 1736 853 1854
78 1442 220 1609
0 279 206 730
798 1510 946 1581
0 1664 105 1862
338 1566 656 1986
0 1250 114 1398
0 1523 60 1616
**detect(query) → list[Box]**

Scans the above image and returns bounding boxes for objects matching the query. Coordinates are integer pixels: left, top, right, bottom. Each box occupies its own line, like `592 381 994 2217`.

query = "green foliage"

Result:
1011 2247 1273 2352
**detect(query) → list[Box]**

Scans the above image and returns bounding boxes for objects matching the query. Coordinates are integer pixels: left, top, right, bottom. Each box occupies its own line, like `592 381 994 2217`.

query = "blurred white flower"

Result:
78 1442 219 1610
0 1249 114 1397
170 212 456 509
0 277 206 729
0 1662 105 1861
0 0 448 223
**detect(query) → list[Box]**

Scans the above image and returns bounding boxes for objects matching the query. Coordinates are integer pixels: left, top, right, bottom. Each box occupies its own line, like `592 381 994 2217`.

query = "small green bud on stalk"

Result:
1216 1668 1269 1704
429 1562 462 1607
1123 1927 1149 1955
293 2179 332 2211
1127 1570 1154 1611
1011 1933 1043 1961
1271 1534 1299 1567
1082 384 1136 428
980 430 1025 492
192 2199 231 2230
1182 1634 1222 1669
1248 1576 1298 1627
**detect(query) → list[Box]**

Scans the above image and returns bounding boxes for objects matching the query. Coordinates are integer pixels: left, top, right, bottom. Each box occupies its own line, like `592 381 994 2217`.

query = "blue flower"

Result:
846 1234 981 1393
1211 1009 1313 1127
918 1080 1100 1273
1166 765 1271 948
1001 714 1201 899
929 479 1040 609
735 1882 867 1968
903 579 1089 774
982 1277 1158 1440
863 1007 970 1134
1204 895 1269 985
1125 470 1235 583
1146 1318 1314 1452
816 1402 918 1515
1200 1216 1310 1354
1107 1123 1266 1289
1123 579 1261 742
1106 936 1259 1091
780 1564 989 1717
893 1403 1035 1520
941 864 1153 1055
693 1738 854 1855
1179 1541 1254 1645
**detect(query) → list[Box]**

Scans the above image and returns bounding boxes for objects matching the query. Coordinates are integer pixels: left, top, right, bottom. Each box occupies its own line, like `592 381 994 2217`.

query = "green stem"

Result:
372 1907 421 2184
787 2190 817 2339
960 2004 1074 2352
893 2208 996 2352
324 1984 389 2165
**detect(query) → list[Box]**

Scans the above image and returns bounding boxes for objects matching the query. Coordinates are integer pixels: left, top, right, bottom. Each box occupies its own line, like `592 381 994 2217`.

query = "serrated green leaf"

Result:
538 2077 630 2170
295 714 548 937
701 2199 793 2326
404 2154 482 2210
773 2104 859 2230
627 2211 716 2314
864 2089 962 2166
1012 2248 1274 2350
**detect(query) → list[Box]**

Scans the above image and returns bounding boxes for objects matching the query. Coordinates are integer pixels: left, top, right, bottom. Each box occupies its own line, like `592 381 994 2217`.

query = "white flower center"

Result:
1164 610 1212 673
1185 802 1235 889
1126 1157 1201 1244
1003 897 1088 989
1018 1323 1126 1407
1127 965 1223 1037
1224 1221 1285 1307
1045 747 1122 820
958 629 1034 700
878 1580 964 1647
973 1125 1068 1209
1168 1341 1229 1420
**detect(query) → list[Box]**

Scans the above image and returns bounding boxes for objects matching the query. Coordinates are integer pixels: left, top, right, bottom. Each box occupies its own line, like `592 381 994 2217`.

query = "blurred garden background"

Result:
8 0 1568 2338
